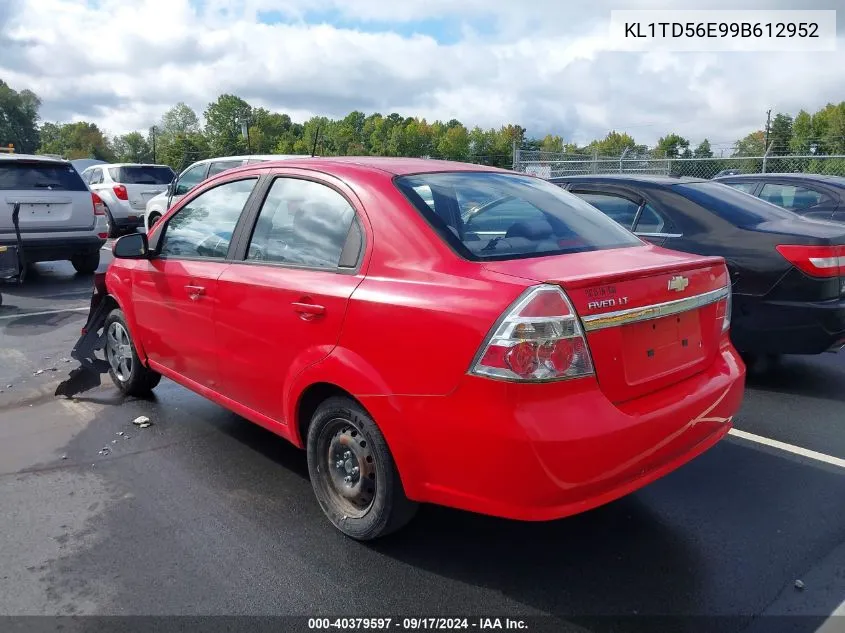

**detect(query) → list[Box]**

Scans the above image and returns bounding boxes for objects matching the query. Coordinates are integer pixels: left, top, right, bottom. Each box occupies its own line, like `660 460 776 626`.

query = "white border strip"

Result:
729 428 845 469
0 306 88 321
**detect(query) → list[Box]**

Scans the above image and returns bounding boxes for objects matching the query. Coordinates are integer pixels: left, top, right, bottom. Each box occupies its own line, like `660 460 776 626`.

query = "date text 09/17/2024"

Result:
307 618 528 630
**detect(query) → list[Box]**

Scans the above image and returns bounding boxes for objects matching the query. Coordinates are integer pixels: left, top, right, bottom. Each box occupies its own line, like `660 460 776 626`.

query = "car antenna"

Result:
311 123 321 157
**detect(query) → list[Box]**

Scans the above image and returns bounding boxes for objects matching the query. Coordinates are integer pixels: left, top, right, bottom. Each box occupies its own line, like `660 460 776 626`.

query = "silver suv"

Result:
1 153 108 274
81 163 175 236
144 154 300 231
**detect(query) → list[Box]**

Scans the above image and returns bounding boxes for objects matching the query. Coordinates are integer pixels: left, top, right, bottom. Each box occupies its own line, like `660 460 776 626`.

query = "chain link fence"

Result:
513 149 845 180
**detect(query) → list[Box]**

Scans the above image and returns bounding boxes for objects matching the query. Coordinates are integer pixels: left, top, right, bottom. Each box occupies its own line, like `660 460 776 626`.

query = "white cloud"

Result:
1 0 843 148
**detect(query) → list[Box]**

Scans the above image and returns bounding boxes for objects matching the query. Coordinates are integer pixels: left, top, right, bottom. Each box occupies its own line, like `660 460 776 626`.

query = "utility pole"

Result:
764 109 772 149
150 126 157 163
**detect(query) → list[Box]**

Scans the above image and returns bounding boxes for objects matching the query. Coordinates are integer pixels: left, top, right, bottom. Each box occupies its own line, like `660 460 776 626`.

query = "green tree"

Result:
160 102 201 137
0 79 41 153
790 110 815 154
204 94 252 156
768 113 793 155
587 131 638 156
733 130 766 157
813 102 845 154
693 138 714 158
38 121 115 160
112 131 153 163
436 124 470 160
249 108 292 154
655 133 692 158
158 132 211 171
540 134 565 154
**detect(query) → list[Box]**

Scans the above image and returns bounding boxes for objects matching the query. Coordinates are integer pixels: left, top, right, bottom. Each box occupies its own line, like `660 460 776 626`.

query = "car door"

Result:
167 162 209 210
214 172 368 422
131 174 262 390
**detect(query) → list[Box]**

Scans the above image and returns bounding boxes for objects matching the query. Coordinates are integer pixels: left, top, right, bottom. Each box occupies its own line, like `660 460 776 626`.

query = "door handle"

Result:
292 301 326 318
185 285 205 300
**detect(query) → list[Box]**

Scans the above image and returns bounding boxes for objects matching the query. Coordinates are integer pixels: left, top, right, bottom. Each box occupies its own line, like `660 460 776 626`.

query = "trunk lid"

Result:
483 245 730 403
123 183 168 211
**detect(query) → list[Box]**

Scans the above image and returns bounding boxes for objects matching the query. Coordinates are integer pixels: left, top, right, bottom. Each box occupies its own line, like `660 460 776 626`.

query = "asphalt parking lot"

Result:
0 253 843 633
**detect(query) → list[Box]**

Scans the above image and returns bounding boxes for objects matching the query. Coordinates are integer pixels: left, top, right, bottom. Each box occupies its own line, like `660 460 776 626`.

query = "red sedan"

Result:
69 157 745 540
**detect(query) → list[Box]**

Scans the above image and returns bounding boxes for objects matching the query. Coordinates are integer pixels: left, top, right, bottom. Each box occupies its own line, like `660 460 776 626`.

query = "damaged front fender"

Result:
55 282 113 398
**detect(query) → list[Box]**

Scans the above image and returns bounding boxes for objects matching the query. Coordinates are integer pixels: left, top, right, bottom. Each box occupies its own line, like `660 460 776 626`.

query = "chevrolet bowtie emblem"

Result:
668 275 689 292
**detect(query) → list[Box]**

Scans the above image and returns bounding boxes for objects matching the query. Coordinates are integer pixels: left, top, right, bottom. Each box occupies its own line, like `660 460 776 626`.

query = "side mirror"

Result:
166 180 175 196
113 233 150 259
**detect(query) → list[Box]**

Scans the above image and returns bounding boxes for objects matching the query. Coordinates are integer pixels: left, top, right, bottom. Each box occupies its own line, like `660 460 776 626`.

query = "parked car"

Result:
552 175 845 367
714 173 845 222
1 153 107 274
712 169 742 179
80 163 175 237
68 158 744 540
143 154 300 231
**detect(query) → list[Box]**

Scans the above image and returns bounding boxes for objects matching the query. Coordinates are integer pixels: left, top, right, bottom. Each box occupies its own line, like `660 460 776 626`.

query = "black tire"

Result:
71 251 100 275
306 397 418 540
741 352 782 376
104 309 161 397
147 213 161 232
105 208 119 238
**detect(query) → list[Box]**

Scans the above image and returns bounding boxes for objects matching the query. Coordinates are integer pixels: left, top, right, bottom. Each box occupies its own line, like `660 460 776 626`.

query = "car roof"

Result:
96 163 174 168
236 156 508 176
0 153 70 164
715 172 845 185
550 174 708 186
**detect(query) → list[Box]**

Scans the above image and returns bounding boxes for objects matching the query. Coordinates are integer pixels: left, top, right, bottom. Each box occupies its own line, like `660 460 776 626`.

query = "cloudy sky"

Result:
1 0 843 150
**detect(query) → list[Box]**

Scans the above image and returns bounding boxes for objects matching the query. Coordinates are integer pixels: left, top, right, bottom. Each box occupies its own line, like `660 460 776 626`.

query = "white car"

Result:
1 153 108 274
81 163 175 236
144 154 302 232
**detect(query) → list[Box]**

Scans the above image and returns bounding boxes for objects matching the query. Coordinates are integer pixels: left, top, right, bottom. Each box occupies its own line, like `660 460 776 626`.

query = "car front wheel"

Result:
104 309 161 396
306 397 418 540
71 251 100 274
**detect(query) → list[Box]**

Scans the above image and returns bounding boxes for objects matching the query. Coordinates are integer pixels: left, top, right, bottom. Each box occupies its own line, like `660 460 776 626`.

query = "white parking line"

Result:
0 306 88 321
729 428 845 470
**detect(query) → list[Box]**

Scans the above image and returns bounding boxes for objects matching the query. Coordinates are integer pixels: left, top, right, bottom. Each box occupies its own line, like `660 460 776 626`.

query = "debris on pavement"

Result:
5 384 11 389
98 447 110 456
61 455 68 460
117 431 125 436
133 415 152 428
794 579 805 590
33 369 44 376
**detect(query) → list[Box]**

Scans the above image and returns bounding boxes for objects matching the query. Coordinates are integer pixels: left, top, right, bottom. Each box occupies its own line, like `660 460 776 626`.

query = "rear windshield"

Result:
109 166 174 185
673 181 798 226
0 161 88 191
394 172 641 261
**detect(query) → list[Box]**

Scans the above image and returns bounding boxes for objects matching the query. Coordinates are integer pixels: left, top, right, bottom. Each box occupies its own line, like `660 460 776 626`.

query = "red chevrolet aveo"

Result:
81 157 745 539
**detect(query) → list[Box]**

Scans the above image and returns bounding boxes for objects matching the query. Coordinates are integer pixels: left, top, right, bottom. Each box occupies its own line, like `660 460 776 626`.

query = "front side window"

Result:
174 164 208 196
159 178 257 259
395 172 641 261
760 183 824 211
246 178 357 269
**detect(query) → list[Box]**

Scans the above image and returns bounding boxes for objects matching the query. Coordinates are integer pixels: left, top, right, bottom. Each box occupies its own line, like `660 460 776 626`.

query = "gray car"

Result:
1 153 108 274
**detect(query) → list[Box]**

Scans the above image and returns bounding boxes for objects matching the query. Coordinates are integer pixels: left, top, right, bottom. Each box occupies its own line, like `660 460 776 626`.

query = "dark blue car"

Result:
714 173 845 223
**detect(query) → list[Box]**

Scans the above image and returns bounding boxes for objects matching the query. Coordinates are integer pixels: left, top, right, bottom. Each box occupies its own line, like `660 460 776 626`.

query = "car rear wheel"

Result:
104 309 161 396
306 397 418 540
71 251 100 274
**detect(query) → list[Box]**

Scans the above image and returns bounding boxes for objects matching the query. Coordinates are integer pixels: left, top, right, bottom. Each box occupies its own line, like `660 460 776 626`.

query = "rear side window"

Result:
395 172 640 261
109 166 174 185
759 183 825 211
0 161 88 191
673 181 797 226
246 178 357 269
207 160 244 178
574 193 639 229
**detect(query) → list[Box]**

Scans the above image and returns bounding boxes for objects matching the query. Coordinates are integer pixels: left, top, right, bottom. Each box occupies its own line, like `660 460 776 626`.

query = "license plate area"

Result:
622 310 704 384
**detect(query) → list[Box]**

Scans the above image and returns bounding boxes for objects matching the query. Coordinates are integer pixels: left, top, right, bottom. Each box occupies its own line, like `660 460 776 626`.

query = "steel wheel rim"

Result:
106 321 133 382
318 417 377 518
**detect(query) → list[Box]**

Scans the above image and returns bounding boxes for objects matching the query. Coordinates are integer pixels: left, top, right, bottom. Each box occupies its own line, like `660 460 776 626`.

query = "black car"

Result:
714 173 845 222
548 175 845 365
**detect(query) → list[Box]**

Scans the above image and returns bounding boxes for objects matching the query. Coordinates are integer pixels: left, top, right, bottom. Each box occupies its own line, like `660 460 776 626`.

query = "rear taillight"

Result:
92 192 107 216
715 285 732 333
776 244 844 279
470 284 594 382
113 185 128 200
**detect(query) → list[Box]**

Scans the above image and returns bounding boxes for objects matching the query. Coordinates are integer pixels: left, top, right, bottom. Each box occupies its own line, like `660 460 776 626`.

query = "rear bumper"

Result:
361 342 745 521
0 234 106 262
732 296 845 354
